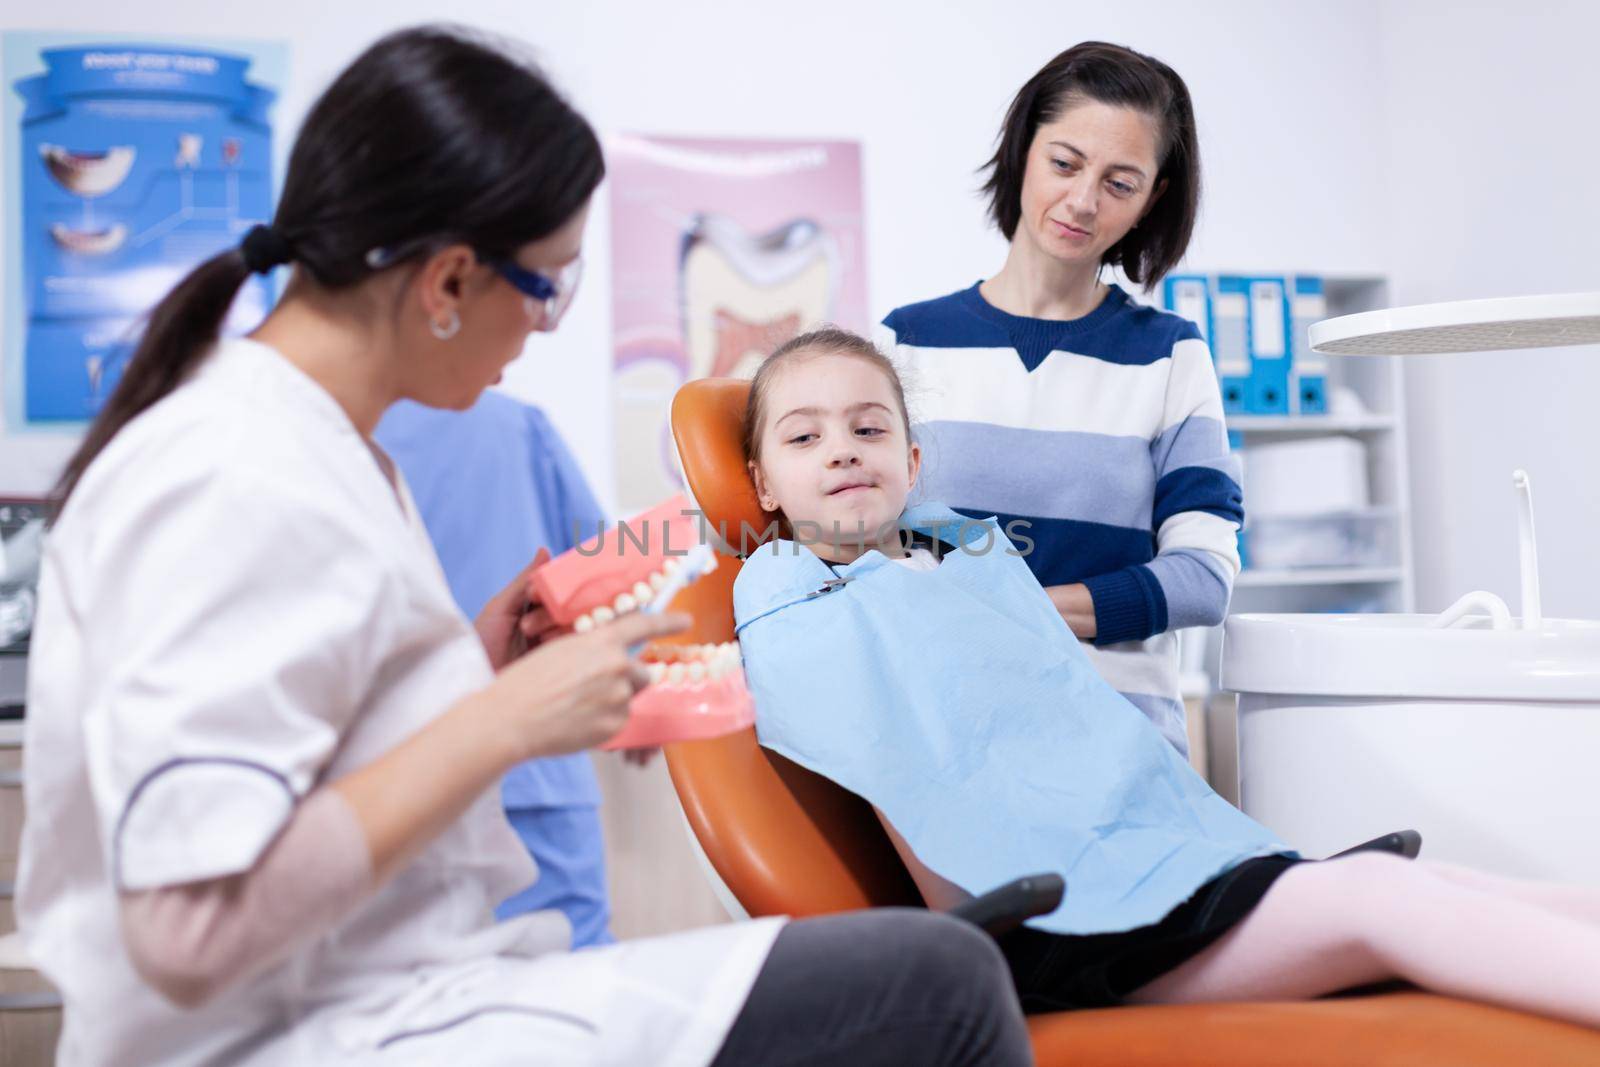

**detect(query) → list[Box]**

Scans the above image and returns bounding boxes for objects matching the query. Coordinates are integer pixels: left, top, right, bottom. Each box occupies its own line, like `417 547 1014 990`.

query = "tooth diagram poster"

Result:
4 34 285 430
606 134 869 511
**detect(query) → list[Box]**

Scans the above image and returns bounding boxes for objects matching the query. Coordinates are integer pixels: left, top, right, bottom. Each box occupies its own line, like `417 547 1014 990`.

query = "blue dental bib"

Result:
733 503 1292 935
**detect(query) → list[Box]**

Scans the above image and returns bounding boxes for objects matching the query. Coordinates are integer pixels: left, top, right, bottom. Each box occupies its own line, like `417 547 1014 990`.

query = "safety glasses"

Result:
492 256 583 333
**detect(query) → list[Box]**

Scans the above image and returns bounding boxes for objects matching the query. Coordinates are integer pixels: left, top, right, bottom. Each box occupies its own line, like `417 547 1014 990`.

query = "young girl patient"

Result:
731 327 1600 1024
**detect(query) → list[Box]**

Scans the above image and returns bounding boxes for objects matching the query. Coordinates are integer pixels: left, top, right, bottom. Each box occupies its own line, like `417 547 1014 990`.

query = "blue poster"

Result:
4 35 284 428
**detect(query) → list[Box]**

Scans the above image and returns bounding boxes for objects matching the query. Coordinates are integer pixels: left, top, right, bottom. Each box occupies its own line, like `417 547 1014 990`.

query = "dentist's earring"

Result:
430 311 461 341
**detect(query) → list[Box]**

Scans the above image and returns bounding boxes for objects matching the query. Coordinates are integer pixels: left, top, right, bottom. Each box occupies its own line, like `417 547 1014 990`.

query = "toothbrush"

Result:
629 542 718 654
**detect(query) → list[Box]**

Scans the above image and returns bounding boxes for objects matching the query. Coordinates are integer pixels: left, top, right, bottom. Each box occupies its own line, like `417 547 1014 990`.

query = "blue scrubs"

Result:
375 392 613 946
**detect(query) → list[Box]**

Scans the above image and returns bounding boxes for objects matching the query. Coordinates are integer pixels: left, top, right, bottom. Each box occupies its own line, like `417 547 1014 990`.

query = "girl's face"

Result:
1015 100 1164 269
406 200 590 410
748 351 921 564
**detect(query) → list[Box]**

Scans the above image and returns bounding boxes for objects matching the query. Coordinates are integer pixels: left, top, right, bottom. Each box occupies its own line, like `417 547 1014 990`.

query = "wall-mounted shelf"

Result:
1230 414 1396 434
1236 566 1406 588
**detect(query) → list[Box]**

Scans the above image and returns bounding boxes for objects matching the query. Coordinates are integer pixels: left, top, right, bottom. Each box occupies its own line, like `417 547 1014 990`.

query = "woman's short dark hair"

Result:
980 41 1200 290
51 24 604 517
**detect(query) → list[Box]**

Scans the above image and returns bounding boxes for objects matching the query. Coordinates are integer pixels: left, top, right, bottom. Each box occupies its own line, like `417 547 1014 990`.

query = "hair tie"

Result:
240 224 293 274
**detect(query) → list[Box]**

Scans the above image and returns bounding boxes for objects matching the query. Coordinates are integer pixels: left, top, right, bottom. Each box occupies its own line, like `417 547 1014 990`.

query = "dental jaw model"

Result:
529 494 754 749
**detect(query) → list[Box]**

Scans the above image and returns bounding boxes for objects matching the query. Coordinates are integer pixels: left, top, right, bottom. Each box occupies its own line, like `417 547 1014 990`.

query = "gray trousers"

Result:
709 909 1032 1066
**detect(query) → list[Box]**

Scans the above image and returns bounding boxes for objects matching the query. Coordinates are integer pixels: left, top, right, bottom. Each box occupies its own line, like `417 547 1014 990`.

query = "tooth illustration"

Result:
679 213 839 382
615 593 637 615
632 581 654 604
175 133 202 170
40 144 136 198
574 614 594 633
49 222 127 256
592 606 615 625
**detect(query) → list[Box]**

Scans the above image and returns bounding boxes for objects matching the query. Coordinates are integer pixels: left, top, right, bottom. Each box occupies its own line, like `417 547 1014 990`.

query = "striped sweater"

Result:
879 282 1243 754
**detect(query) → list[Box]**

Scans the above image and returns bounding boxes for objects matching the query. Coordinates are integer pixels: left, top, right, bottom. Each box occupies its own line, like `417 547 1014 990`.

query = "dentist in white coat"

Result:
16 24 1028 1067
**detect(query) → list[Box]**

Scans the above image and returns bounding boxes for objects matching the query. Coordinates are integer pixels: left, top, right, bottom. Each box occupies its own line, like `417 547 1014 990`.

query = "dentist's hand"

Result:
486 609 691 759
475 548 562 671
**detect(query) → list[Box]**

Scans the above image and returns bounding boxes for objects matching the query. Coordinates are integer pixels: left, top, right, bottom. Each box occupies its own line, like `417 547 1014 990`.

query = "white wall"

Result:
1378 0 1600 614
8 1 1593 621
1 0 1392 510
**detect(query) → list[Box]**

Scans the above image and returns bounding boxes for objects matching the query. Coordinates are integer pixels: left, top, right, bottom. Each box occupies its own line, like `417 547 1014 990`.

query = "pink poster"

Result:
607 134 869 510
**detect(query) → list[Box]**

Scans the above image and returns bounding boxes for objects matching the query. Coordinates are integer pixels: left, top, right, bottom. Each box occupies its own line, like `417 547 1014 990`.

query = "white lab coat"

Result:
16 337 783 1067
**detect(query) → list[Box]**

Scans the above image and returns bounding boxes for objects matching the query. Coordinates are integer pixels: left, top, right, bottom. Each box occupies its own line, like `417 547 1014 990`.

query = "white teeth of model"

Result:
687 661 706 683
615 593 637 615
573 613 595 633
648 662 667 684
667 663 687 685
664 557 683 576
649 571 667 592
593 606 615 625
707 659 727 680
632 581 654 604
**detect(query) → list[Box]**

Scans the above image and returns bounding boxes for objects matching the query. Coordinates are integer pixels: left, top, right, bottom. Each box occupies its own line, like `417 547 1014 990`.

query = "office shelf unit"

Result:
1165 276 1412 797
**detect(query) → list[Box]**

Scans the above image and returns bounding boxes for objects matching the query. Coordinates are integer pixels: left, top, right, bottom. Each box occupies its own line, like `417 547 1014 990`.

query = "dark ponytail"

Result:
50 24 604 519
50 248 255 520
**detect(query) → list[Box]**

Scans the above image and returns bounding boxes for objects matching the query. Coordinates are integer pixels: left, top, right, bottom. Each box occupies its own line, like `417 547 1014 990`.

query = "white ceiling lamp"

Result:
1308 289 1600 631
1308 291 1600 357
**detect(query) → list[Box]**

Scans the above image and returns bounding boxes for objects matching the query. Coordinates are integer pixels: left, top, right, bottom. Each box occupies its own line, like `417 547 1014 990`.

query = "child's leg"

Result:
1419 860 1600 926
1125 852 1600 1028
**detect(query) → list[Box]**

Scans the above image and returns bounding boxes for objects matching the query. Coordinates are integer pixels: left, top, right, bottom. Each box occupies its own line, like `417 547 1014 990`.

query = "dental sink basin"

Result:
1222 611 1600 885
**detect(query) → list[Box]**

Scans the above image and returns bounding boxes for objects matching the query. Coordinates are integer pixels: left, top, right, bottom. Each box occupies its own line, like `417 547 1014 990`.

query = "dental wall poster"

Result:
3 33 285 430
607 134 870 510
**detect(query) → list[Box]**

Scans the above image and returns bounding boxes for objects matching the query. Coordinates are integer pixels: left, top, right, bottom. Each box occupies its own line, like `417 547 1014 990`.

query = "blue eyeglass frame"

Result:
492 260 559 301
491 257 582 332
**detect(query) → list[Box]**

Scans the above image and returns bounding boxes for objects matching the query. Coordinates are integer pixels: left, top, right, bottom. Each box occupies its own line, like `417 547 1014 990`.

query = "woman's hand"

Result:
1047 583 1097 641
475 548 562 672
333 608 689 888
487 610 691 761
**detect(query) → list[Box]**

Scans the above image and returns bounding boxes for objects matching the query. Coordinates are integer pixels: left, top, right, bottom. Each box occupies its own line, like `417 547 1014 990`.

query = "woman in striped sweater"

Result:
881 41 1228 755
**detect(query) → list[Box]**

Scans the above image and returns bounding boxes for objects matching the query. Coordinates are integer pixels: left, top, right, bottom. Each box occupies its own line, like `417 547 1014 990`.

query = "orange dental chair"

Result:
656 377 1600 1066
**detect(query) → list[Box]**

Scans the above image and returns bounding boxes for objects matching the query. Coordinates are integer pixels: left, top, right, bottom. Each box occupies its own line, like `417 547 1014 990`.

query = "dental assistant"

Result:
16 26 1028 1067
376 391 617 946
881 42 1241 754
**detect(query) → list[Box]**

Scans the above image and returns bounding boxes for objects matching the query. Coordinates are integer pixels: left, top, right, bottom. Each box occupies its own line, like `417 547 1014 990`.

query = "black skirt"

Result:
997 855 1303 1013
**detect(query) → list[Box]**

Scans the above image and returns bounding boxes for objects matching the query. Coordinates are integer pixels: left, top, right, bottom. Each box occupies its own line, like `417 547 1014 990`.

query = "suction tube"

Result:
1513 469 1542 631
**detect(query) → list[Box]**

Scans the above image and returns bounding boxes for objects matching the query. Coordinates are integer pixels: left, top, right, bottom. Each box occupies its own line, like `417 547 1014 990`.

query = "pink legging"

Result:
1126 852 1600 1028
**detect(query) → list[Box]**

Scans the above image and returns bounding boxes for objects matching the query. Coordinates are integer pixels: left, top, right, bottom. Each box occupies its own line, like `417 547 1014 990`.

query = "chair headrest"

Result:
670 378 778 554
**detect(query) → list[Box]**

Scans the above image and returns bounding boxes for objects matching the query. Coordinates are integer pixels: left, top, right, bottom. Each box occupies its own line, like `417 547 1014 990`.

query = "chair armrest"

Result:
946 873 1065 938
1328 829 1423 860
